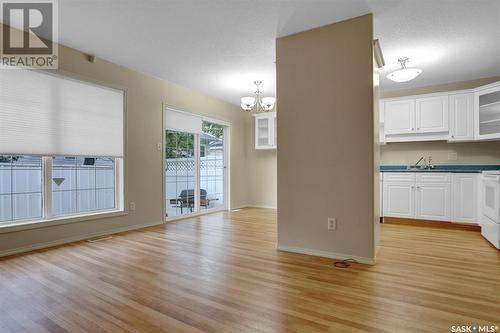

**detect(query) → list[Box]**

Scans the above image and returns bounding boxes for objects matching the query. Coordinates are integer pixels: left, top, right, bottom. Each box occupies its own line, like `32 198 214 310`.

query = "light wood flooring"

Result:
1 208 499 332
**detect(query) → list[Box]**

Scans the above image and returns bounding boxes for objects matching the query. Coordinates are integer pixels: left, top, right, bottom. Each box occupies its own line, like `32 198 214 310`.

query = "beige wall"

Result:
0 24 250 255
244 117 277 208
276 15 376 262
381 76 500 166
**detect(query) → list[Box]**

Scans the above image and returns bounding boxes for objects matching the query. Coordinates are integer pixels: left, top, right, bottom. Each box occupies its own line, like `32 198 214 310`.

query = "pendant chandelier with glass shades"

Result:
240 80 276 112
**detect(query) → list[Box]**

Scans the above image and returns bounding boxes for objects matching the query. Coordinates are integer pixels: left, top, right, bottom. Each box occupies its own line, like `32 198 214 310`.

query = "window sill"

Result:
0 210 128 234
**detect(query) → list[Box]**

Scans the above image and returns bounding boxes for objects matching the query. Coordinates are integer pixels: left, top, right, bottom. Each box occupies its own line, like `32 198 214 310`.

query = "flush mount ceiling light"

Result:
240 80 276 112
386 57 422 83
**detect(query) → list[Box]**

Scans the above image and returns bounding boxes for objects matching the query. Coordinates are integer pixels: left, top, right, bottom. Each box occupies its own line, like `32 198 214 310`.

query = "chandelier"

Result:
240 80 276 112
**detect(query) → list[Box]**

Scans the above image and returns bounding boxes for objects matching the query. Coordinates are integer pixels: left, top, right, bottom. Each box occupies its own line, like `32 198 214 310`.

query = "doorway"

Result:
164 107 229 220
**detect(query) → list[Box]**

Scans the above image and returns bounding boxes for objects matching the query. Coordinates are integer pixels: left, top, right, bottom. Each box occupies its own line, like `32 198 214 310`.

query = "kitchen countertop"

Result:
380 165 500 173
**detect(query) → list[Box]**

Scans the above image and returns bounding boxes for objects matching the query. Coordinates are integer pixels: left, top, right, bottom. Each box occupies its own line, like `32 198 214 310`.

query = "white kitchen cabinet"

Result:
382 172 477 224
383 182 415 218
415 183 452 221
475 81 500 140
449 93 474 141
415 96 449 133
384 99 415 135
452 173 477 223
254 112 276 149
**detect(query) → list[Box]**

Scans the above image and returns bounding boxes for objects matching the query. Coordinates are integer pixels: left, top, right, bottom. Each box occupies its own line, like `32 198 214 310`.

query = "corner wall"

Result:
276 15 376 262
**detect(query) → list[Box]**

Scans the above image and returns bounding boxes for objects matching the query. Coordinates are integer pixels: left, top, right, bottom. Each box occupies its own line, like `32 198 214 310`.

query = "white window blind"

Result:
165 108 202 134
0 69 124 157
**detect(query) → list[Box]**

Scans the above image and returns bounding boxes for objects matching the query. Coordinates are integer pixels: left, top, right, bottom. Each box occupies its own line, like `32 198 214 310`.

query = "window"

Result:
0 69 124 227
0 155 42 223
52 156 116 217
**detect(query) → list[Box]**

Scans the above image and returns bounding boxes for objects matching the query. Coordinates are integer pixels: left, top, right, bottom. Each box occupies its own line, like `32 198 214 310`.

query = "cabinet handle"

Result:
411 128 415 131
417 127 420 130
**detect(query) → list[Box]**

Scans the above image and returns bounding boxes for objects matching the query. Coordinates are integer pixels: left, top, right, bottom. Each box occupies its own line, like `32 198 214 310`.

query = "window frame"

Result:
0 156 125 233
0 71 127 234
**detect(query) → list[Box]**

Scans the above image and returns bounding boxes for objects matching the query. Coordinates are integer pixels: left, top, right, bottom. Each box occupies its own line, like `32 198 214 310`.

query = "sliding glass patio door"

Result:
165 130 197 217
164 108 228 219
200 121 225 212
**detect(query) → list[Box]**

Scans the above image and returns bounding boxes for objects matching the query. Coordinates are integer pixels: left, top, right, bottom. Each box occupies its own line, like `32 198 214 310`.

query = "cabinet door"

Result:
255 116 272 149
415 96 449 133
384 99 415 135
415 183 451 221
383 182 415 218
475 82 500 140
449 93 474 141
452 174 477 223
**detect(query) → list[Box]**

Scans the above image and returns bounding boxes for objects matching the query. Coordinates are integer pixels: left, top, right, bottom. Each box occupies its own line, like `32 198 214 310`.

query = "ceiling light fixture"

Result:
240 80 276 112
386 57 422 83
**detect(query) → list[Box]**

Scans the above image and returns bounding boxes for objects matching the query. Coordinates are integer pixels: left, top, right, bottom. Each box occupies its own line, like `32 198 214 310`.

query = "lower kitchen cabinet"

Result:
415 183 452 221
452 173 477 223
382 172 477 224
383 182 415 218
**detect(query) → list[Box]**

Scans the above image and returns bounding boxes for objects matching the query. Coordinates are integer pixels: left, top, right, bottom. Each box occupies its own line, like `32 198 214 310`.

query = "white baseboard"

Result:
234 204 277 210
0 220 164 258
277 245 375 265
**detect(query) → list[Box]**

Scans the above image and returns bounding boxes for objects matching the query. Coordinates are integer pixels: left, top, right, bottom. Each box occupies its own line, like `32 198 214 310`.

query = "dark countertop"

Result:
380 165 500 173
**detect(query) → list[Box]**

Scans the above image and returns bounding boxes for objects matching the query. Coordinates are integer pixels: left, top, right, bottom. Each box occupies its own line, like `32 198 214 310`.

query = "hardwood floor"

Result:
1 208 499 333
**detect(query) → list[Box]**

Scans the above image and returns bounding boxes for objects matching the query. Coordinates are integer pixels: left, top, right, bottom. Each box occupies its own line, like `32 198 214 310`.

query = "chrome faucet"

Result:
413 156 426 169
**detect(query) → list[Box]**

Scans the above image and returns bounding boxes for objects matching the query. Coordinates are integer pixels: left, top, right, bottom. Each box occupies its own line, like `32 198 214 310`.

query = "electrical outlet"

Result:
156 142 162 151
327 218 337 230
129 201 136 211
448 151 458 161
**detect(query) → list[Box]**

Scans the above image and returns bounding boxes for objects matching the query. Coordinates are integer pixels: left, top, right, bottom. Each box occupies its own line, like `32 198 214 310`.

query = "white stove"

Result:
480 171 500 249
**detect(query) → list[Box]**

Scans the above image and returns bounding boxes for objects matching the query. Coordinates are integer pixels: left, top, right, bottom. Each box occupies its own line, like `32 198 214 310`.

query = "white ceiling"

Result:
54 0 500 105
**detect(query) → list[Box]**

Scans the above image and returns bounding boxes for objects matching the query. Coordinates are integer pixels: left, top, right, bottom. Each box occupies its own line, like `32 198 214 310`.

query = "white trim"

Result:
234 204 277 210
0 210 128 234
474 80 500 92
277 245 376 265
0 219 163 258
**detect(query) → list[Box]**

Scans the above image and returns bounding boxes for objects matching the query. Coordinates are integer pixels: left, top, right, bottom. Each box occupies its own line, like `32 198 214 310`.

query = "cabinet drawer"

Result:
383 173 416 182
416 173 451 183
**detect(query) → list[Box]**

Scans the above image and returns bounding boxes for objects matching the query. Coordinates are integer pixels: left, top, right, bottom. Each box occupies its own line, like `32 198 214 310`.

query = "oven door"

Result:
482 174 500 223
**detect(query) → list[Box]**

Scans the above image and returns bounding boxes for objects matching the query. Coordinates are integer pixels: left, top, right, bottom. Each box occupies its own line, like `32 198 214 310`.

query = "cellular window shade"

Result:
0 69 124 157
165 108 202 134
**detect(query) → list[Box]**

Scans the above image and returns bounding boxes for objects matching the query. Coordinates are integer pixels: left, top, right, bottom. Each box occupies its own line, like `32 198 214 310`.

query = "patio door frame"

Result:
162 105 230 222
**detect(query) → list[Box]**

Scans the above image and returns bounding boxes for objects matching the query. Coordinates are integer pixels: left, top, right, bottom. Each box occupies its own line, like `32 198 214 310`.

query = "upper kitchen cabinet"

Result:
254 112 276 149
415 95 448 133
449 93 474 142
382 94 450 142
384 99 415 135
380 81 500 143
475 81 500 140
